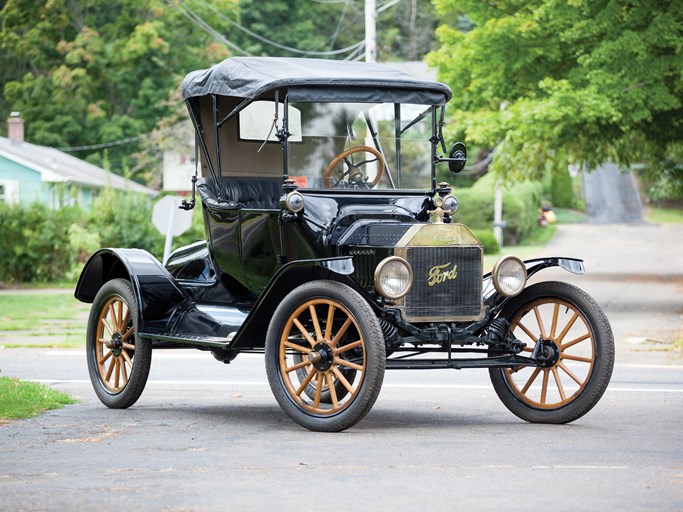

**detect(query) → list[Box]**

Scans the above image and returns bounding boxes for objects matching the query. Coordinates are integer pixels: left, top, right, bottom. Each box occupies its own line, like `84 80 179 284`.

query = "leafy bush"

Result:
88 188 164 254
0 203 81 283
452 173 542 245
499 179 543 244
643 158 683 203
0 188 165 284
471 229 500 254
551 165 575 208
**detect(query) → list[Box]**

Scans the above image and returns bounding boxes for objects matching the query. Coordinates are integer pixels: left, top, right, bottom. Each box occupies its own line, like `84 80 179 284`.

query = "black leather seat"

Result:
198 177 282 210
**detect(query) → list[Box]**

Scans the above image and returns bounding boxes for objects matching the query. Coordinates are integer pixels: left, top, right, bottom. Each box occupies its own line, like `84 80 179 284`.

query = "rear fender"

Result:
74 248 187 332
229 256 370 350
483 257 584 306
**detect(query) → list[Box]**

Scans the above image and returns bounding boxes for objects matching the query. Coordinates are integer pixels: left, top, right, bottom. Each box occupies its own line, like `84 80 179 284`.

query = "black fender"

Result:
74 248 187 332
229 256 367 350
483 256 585 306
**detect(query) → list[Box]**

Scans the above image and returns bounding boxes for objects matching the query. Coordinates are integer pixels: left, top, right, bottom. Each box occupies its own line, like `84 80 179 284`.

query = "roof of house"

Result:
0 136 157 195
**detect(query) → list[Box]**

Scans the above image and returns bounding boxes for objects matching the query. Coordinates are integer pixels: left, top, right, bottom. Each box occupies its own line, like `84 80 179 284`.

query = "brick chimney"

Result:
7 112 24 144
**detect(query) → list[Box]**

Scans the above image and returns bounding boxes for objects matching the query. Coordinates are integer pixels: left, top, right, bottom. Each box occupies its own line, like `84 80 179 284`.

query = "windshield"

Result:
286 101 434 190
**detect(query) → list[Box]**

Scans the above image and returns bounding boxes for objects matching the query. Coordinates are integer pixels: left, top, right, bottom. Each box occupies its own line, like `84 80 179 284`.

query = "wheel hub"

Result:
534 339 560 368
106 332 123 356
307 342 334 372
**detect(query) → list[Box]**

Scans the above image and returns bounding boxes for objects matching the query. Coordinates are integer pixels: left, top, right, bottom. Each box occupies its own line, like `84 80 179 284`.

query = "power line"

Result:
344 42 366 61
170 0 252 56
57 122 188 153
328 0 351 50
195 0 364 56
58 136 142 152
377 0 402 14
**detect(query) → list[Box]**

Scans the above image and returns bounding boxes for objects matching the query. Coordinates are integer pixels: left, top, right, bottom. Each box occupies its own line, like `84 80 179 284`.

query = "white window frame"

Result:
0 179 19 205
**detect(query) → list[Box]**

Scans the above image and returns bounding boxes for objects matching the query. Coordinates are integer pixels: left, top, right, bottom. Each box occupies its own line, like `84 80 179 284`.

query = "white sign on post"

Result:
152 195 194 265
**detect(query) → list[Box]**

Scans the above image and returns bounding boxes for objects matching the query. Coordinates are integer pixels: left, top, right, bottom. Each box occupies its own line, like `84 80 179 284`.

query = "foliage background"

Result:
1 0 681 284
0 0 447 185
428 0 683 200
0 188 164 284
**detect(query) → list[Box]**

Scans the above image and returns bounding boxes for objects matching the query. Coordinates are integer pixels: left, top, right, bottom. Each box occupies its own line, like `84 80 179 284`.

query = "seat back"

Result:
197 177 282 210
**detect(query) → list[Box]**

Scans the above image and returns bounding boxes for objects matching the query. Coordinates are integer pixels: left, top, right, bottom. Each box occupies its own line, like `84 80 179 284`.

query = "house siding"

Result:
0 155 48 204
0 137 156 209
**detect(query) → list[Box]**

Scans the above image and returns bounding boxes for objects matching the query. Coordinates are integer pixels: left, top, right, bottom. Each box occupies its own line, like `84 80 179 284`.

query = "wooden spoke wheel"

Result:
266 281 385 432
86 279 151 409
293 352 357 404
323 146 385 188
490 281 614 423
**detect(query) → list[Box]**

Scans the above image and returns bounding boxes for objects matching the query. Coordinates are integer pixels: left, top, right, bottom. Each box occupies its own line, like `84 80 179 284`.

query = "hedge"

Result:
0 205 80 283
451 173 543 245
0 190 164 284
1 176 538 283
471 229 500 255
550 165 575 208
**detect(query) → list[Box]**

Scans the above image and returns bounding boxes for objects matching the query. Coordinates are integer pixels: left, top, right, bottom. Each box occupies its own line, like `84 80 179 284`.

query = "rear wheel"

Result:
489 281 614 423
86 279 151 409
265 281 385 432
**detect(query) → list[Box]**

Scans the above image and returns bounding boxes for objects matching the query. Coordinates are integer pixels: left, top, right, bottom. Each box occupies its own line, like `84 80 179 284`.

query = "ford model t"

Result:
75 57 614 432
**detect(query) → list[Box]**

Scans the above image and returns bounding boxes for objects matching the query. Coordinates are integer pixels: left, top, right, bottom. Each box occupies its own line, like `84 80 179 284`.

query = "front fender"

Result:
483 257 584 306
74 248 187 331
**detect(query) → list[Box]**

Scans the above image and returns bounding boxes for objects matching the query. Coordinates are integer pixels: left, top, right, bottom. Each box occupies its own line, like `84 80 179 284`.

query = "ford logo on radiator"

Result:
427 262 458 287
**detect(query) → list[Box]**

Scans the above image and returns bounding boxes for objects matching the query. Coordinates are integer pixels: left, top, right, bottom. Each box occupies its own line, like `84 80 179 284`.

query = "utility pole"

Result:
365 0 377 62
493 186 504 248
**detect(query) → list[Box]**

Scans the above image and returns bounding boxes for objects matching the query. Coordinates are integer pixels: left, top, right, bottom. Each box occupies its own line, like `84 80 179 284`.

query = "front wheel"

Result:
86 278 151 409
265 281 385 432
489 281 614 423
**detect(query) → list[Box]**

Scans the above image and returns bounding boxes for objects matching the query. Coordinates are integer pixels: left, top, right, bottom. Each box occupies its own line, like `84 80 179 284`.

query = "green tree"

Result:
0 0 233 182
428 0 683 186
231 0 442 61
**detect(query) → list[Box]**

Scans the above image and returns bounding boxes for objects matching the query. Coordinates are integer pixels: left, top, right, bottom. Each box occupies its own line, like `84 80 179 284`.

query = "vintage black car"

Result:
75 57 614 432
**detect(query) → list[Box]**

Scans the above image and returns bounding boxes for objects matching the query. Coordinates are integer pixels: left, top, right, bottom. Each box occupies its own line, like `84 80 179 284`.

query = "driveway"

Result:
583 163 644 223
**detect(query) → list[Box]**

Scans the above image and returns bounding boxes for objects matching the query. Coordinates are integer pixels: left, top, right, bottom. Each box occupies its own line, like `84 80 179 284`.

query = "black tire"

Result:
265 280 385 432
86 278 152 409
489 281 614 423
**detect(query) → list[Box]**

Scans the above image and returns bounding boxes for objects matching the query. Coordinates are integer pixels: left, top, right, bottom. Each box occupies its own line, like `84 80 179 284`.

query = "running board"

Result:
139 332 236 349
385 355 536 370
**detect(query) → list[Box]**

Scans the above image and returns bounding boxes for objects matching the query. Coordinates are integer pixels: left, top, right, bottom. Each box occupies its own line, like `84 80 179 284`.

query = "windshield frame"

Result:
282 93 440 193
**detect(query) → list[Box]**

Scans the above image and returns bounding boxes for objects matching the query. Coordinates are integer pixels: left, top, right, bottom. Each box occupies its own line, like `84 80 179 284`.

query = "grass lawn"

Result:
0 376 77 422
646 206 683 224
0 289 90 348
553 207 589 224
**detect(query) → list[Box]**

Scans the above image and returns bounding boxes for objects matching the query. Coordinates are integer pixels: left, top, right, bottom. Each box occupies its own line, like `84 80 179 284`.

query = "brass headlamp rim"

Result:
491 255 528 297
374 256 414 300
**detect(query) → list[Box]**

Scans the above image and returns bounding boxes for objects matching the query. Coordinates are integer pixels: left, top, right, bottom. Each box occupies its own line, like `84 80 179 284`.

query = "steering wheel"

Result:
323 146 385 189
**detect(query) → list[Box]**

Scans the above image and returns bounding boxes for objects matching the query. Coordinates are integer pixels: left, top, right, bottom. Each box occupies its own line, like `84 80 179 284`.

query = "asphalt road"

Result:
2 223 682 511
1 349 682 511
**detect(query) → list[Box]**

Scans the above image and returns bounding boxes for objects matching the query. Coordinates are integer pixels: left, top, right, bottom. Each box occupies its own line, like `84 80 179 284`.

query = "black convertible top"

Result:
181 57 452 105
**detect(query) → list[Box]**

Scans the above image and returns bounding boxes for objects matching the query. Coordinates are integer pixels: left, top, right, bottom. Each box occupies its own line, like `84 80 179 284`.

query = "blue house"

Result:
0 114 155 208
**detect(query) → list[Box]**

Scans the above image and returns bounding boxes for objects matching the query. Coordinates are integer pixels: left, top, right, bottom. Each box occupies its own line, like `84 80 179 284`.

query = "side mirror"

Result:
448 142 467 174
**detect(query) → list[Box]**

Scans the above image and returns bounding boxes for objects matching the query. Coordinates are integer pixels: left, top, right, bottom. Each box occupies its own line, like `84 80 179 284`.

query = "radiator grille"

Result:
403 246 483 321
